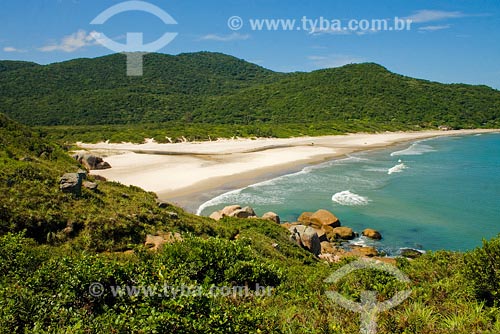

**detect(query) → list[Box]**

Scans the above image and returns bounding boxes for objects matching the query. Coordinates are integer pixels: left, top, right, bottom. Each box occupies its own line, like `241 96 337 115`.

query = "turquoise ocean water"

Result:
198 133 500 255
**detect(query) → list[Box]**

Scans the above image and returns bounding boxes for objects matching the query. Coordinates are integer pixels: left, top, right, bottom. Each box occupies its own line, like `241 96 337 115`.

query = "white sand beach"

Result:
78 129 498 210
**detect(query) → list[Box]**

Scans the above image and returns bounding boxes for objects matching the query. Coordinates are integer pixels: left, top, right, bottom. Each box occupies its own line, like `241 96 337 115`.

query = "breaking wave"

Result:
388 163 407 175
391 142 436 156
331 190 370 206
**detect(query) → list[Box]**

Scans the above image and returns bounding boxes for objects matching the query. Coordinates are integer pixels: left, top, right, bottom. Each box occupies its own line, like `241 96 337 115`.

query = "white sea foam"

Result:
387 163 407 175
197 154 374 215
331 190 370 206
196 188 244 215
390 142 436 156
196 166 311 215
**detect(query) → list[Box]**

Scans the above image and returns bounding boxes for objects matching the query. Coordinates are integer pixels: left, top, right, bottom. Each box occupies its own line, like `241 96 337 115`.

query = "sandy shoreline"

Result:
78 129 498 213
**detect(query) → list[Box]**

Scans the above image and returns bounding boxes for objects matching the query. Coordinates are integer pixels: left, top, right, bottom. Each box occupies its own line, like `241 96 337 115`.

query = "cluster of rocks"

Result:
208 205 388 262
59 169 99 196
209 205 280 224
283 209 383 261
72 153 111 170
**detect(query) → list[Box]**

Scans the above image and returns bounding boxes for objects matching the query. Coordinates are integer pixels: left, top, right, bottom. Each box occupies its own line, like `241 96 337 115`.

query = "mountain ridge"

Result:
0 52 499 129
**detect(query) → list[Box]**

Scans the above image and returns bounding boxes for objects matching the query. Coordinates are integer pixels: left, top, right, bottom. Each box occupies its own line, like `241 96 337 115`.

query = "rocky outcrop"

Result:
289 225 321 256
262 212 280 224
209 211 223 221
209 205 279 222
145 232 183 251
230 206 256 218
59 172 84 196
221 205 242 217
297 212 313 225
310 209 340 228
331 227 356 240
320 241 336 254
83 181 98 191
73 153 111 170
348 245 379 257
362 228 382 240
400 248 424 259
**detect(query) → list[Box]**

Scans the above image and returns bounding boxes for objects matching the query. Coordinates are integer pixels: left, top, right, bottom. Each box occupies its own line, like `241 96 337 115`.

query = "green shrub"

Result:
464 234 500 305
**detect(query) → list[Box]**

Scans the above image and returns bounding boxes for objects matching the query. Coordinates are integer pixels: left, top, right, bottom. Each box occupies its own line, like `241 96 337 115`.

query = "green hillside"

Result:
1 52 499 131
0 52 280 125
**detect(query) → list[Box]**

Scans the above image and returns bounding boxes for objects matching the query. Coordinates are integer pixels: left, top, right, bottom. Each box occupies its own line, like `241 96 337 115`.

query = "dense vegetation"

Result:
1 114 500 333
1 52 499 143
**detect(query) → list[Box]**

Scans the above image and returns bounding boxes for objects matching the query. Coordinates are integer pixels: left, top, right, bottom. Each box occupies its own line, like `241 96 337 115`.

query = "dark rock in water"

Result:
400 248 424 259
332 227 355 240
362 228 382 240
59 173 84 196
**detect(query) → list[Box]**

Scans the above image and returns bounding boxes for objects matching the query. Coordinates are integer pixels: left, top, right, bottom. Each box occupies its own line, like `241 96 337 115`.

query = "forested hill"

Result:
1 52 499 129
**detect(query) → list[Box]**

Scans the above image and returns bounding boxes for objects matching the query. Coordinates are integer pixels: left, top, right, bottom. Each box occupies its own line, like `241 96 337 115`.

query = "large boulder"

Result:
349 246 379 257
83 181 98 191
322 225 336 241
73 153 111 170
229 206 256 218
59 173 84 196
310 209 340 228
209 211 223 221
363 228 382 240
145 232 183 251
262 212 280 224
297 212 313 225
332 227 355 240
315 228 329 243
289 225 321 256
209 205 257 220
221 205 242 217
320 241 337 254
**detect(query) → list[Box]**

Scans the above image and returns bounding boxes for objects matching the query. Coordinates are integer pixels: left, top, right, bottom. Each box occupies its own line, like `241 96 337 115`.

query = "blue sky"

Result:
1 0 499 88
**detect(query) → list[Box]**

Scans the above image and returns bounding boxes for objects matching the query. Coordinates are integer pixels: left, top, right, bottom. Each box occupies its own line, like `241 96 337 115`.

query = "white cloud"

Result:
418 25 451 32
3 46 25 53
308 54 365 69
199 33 250 42
405 10 465 23
38 30 99 52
